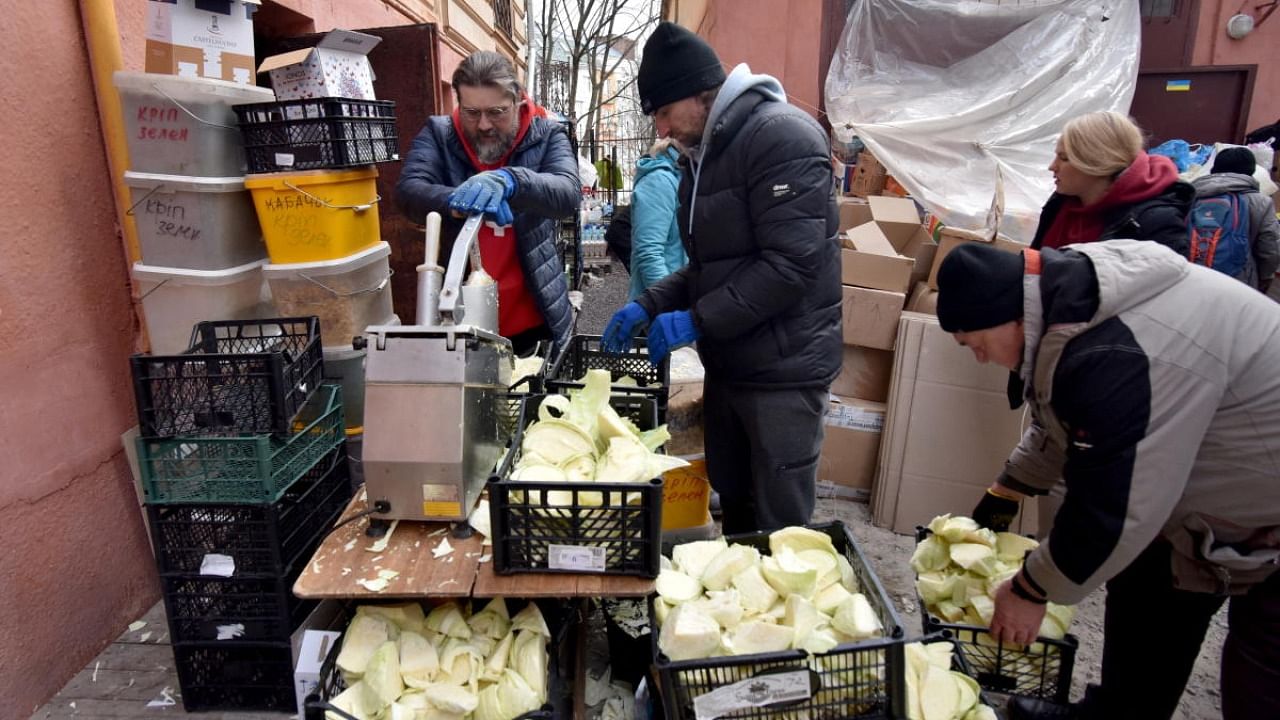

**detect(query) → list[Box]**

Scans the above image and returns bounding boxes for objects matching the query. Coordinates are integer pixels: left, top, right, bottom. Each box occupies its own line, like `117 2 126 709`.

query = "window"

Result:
1140 0 1180 19
493 0 513 38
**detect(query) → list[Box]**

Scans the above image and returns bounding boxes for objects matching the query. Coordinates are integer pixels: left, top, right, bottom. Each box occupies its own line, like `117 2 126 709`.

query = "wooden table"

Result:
293 492 655 599
294 491 656 720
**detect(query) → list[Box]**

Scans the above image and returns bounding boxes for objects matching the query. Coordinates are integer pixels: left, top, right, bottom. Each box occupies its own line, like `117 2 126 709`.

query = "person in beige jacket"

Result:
937 240 1280 720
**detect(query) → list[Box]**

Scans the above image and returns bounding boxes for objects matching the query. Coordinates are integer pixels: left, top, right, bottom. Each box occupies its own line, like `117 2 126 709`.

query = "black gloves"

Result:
972 488 1021 531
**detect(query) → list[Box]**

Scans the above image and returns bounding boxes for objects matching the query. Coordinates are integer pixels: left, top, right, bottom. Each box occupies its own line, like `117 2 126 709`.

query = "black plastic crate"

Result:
147 444 351 575
235 98 399 172
160 546 319 644
488 393 664 578
173 640 296 712
545 334 671 421
911 634 1002 714
304 598 577 720
132 317 324 437
914 528 1078 704
652 521 906 720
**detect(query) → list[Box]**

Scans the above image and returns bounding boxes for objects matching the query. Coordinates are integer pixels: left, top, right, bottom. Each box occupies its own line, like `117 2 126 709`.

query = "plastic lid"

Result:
123 171 246 193
264 241 390 278
112 70 275 105
244 166 379 189
131 258 267 286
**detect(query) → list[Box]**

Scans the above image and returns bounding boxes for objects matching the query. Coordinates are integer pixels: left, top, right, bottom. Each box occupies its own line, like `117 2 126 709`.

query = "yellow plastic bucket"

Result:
245 167 381 264
661 458 711 531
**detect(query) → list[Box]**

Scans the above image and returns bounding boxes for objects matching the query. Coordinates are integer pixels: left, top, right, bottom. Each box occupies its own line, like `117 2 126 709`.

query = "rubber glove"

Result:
601 302 649 352
448 169 515 226
647 310 699 365
972 487 1021 531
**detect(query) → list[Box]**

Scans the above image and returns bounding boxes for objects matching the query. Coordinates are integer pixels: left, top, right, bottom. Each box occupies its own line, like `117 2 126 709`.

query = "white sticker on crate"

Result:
275 152 296 167
199 553 236 577
692 670 812 720
548 544 606 572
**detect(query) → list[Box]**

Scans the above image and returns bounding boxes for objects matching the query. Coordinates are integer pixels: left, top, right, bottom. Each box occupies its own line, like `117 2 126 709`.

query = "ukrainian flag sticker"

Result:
1166 79 1191 92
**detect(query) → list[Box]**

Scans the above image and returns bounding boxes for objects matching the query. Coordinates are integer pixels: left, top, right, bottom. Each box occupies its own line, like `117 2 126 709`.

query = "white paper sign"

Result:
693 671 812 720
199 553 236 577
548 544 607 572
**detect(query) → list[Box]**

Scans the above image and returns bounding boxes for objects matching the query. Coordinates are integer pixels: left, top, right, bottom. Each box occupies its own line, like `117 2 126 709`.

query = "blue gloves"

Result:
602 302 649 352
448 169 515 226
647 310 699 365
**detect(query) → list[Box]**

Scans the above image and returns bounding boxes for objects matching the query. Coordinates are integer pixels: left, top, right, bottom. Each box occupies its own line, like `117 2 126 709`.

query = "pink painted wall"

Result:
267 0 425 32
0 2 157 713
696 0 826 122
1190 0 1280 133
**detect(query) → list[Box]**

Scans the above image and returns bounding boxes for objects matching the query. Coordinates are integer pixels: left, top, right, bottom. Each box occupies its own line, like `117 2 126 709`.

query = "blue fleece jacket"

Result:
628 146 687 300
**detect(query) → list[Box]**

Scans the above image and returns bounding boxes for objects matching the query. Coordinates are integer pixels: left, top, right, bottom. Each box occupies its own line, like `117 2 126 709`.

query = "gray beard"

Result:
470 129 517 164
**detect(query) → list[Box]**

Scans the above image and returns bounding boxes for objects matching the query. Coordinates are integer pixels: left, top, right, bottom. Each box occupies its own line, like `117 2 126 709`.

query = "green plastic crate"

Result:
139 384 345 504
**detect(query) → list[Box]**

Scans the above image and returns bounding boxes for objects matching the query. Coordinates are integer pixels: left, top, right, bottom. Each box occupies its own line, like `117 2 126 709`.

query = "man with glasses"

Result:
397 51 578 355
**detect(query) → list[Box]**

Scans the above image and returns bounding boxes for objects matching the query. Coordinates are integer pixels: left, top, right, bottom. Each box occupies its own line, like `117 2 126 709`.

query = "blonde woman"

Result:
1030 111 1193 254
627 137 688 299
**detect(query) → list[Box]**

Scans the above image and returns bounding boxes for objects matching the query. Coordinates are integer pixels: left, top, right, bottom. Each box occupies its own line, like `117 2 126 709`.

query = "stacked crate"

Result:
236 94 402 488
113 71 278 355
131 318 352 712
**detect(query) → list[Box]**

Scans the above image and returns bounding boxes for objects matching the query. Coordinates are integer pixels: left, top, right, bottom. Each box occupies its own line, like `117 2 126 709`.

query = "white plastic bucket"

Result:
323 346 367 429
125 171 265 270
114 71 274 177
132 259 274 355
264 242 393 349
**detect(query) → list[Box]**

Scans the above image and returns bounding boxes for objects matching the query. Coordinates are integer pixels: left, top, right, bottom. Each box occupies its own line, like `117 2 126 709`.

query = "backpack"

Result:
603 203 633 272
1187 193 1251 278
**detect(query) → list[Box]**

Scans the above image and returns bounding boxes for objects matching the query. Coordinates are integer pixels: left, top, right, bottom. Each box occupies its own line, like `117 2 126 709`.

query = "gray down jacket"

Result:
636 65 841 388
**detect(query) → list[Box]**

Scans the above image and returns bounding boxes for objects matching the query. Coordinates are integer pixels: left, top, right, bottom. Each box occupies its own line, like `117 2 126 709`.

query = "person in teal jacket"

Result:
628 139 688 299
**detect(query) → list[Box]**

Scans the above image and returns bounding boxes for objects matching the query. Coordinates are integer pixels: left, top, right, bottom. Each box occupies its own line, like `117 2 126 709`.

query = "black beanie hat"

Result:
1211 146 1257 176
936 243 1026 333
637 22 726 115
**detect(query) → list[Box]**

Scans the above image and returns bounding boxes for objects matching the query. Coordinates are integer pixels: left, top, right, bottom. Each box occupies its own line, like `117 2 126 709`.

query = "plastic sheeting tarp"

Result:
825 1 1140 243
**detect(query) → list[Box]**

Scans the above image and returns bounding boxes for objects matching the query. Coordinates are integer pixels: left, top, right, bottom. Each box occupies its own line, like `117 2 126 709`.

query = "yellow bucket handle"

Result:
283 180 381 213
149 83 239 130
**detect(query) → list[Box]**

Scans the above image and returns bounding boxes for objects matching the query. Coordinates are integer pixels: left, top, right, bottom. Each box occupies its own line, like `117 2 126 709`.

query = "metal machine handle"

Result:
416 212 443 325
438 214 485 323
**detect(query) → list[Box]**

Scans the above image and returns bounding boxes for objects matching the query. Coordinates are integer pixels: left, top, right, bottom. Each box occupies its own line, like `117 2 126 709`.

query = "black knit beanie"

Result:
637 22 726 115
936 243 1026 333
1211 146 1256 176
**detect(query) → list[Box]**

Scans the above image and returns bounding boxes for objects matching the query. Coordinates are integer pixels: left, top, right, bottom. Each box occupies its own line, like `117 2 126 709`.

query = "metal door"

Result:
1130 66 1256 145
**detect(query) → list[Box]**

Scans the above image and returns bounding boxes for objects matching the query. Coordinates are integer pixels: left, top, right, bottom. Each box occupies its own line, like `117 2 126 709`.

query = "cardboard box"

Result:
841 223 914 293
871 312 1035 535
894 225 938 289
258 29 381 101
145 0 260 84
841 285 906 351
818 395 887 492
927 227 1026 289
838 197 872 231
906 281 939 314
831 344 894 402
294 629 342 717
868 196 922 248
848 151 887 197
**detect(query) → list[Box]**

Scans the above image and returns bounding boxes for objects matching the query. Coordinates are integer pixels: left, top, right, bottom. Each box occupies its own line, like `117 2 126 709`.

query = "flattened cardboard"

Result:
868 196 922 248
841 223 914 293
818 395 886 492
927 227 1026 289
872 312 1034 535
145 0 260 84
838 197 872 231
830 344 895 402
258 29 381 100
841 286 906 351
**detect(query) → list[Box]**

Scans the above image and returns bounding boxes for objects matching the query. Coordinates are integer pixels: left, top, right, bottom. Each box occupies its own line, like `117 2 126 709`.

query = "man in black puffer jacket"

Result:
602 22 841 533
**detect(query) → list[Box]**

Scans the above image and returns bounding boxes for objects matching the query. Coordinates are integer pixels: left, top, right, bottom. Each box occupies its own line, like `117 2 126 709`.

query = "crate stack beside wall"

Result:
130 318 352 712
237 36 402 488
114 72 280 355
